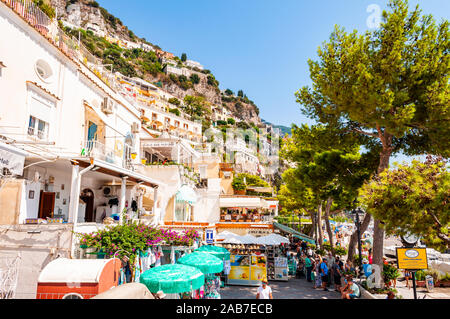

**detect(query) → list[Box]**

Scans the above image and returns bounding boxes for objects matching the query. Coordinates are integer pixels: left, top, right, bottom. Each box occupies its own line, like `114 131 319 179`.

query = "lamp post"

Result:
353 207 364 278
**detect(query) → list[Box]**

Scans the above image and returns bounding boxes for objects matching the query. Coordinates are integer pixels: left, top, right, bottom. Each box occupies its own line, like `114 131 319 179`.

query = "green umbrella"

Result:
195 245 231 261
177 252 224 274
139 264 205 294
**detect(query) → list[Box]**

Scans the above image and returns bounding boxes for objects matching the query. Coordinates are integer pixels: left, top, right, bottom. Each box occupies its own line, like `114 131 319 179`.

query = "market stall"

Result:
217 239 267 286
177 252 224 299
256 234 290 281
139 264 205 299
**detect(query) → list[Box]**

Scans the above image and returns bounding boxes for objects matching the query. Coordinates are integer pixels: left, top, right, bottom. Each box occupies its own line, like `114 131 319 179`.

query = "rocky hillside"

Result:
49 0 262 125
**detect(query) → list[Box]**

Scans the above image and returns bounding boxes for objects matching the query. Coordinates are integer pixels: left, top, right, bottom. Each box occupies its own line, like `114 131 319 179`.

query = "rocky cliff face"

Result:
51 0 135 41
50 0 262 125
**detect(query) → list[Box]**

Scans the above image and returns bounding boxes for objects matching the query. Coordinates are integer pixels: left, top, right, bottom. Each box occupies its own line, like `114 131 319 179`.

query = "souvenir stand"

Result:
217 236 268 287
177 252 224 299
139 264 205 299
195 245 231 287
257 234 290 281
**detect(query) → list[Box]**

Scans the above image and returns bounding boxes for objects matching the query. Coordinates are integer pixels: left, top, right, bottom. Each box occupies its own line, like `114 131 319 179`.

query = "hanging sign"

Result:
396 248 428 270
0 142 26 176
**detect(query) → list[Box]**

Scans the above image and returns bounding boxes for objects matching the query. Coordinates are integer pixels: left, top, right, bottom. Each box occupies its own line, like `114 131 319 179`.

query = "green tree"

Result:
168 97 181 106
237 90 244 97
181 53 187 62
281 124 378 254
295 0 449 267
190 73 200 84
227 118 236 125
360 156 450 252
225 89 234 96
183 95 210 118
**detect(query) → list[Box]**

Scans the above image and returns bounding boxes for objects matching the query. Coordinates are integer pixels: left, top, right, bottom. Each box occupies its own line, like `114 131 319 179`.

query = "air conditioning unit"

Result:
101 97 114 115
101 186 118 197
131 122 140 133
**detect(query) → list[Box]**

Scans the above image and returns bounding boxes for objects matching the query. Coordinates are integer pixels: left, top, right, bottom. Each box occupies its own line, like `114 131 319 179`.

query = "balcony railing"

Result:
27 126 48 140
82 140 133 170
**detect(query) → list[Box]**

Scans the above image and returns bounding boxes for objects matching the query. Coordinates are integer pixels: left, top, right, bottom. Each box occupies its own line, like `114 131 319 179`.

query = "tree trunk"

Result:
324 197 335 255
372 131 393 268
307 210 315 238
347 213 372 262
317 203 324 248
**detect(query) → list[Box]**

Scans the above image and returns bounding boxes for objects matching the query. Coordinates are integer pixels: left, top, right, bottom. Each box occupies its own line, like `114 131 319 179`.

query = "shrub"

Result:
382 264 401 283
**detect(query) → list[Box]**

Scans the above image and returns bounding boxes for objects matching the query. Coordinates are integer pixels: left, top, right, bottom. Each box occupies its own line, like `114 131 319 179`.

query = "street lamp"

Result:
352 207 364 278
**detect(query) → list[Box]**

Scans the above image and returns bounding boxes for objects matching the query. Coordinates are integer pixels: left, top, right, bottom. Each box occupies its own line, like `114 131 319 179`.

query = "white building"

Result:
0 1 165 227
185 59 204 70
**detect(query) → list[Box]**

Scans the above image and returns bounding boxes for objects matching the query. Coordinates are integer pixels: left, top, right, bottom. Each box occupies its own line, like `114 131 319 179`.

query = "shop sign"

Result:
396 248 428 270
0 143 26 176
205 229 214 244
247 229 272 237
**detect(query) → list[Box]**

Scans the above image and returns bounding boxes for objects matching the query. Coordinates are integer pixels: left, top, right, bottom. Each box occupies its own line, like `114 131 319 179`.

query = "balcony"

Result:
82 140 133 171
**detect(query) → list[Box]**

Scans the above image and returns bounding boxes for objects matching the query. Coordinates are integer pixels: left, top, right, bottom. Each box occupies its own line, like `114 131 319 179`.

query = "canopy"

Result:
176 185 198 204
195 245 231 261
256 233 290 245
139 264 204 294
38 258 120 283
273 222 316 245
177 252 224 274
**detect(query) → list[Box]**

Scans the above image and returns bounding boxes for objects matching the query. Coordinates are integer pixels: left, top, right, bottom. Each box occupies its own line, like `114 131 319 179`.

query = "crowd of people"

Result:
289 241 362 299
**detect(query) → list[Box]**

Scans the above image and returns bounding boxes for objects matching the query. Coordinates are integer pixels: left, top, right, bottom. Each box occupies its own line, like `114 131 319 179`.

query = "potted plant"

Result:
232 179 246 195
383 264 401 288
414 270 427 287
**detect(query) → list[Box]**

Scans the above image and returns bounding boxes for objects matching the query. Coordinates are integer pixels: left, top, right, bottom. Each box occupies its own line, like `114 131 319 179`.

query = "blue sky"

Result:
98 0 448 162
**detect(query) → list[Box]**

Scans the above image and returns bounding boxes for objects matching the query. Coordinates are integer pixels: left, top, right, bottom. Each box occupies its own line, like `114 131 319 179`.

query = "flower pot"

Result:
234 189 246 195
416 280 426 288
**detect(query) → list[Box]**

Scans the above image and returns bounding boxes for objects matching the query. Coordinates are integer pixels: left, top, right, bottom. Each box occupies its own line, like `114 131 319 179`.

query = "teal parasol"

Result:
177 252 224 274
195 245 231 261
139 264 205 294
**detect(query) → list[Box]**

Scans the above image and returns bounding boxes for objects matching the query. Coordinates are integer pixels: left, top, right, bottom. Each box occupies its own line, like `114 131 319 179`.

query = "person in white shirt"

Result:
256 279 273 299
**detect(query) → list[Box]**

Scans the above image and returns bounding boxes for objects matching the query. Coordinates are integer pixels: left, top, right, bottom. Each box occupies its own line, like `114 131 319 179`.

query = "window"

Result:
35 59 54 83
28 116 48 140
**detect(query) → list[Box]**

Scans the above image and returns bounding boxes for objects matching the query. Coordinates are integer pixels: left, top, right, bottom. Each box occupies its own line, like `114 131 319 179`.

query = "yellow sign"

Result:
250 266 267 281
229 266 250 280
396 248 428 270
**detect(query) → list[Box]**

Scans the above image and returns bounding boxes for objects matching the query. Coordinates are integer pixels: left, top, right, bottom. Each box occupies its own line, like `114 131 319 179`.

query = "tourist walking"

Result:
320 257 329 291
305 254 313 283
256 279 273 299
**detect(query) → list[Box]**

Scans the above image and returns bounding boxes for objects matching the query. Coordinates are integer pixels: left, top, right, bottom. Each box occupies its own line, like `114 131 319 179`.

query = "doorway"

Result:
80 189 95 222
38 191 55 219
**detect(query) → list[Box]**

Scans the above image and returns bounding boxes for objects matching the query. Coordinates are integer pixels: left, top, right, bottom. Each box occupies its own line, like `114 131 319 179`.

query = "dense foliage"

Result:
360 156 450 251
77 223 201 265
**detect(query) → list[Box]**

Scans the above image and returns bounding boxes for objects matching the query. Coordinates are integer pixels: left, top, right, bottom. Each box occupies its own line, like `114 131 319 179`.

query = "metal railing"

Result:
83 140 133 170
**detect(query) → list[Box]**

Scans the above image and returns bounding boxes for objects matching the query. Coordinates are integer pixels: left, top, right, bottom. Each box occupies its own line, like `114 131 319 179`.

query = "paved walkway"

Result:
221 278 341 299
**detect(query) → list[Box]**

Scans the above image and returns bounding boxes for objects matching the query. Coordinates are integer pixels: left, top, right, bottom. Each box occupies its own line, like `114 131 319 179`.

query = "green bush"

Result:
382 264 401 283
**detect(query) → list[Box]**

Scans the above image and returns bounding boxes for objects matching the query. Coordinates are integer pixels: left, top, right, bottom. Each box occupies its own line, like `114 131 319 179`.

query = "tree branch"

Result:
349 128 379 138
